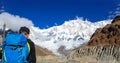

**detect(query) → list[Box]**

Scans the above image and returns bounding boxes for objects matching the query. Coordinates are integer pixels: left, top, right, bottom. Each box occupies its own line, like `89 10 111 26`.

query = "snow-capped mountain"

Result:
0 12 112 57
29 18 112 57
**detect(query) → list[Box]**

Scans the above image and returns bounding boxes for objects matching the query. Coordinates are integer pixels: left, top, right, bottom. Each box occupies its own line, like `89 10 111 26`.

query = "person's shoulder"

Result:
27 39 35 45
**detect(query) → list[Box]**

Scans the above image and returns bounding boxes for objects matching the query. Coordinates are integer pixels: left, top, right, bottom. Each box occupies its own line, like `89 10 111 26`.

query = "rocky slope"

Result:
35 45 65 63
66 46 120 63
66 15 120 63
86 15 120 47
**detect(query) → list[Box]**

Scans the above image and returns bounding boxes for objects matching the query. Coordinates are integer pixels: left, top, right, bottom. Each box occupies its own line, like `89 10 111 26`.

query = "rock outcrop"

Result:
86 15 120 47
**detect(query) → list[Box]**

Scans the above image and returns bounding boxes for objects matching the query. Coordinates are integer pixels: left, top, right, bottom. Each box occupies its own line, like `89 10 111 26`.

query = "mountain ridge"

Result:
29 18 111 57
66 15 120 63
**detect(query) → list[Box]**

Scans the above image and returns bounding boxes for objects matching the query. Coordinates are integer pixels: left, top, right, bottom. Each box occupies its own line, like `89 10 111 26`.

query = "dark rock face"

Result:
86 15 120 47
112 15 120 23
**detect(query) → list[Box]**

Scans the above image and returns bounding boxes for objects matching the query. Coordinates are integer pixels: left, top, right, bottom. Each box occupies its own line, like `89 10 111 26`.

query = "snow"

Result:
29 18 111 56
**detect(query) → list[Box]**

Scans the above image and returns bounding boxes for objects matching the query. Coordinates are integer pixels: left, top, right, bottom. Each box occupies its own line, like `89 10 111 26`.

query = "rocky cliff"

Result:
66 15 120 63
86 15 120 47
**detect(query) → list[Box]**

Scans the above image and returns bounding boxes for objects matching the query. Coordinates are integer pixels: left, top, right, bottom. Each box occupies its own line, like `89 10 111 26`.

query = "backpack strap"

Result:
27 42 30 53
3 50 7 62
22 42 30 63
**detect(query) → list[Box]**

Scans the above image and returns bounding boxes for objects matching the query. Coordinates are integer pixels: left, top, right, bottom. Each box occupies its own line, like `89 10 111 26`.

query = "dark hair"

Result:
19 26 30 34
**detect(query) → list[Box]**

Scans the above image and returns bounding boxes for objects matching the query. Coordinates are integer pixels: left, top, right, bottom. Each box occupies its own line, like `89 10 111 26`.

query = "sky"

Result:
0 0 120 29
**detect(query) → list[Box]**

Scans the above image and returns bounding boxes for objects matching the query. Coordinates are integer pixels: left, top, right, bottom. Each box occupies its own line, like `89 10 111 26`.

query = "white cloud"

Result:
108 11 113 14
114 11 120 14
0 9 4 12
116 7 120 10
118 4 120 6
115 3 120 15
0 12 34 31
108 3 120 19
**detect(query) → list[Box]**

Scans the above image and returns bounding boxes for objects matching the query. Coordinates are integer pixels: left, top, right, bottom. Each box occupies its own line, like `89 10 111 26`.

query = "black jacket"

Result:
27 39 36 63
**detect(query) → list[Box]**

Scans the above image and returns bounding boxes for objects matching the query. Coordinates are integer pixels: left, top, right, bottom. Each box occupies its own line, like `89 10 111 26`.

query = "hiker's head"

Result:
19 26 30 38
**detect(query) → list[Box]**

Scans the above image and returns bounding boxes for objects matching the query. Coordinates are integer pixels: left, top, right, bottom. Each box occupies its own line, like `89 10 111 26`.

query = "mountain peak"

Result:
29 18 111 57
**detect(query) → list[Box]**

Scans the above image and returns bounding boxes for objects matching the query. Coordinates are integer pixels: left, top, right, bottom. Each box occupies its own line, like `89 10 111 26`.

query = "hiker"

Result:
19 26 36 63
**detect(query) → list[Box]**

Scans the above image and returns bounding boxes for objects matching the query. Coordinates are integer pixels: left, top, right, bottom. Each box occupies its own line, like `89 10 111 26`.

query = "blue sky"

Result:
0 0 120 29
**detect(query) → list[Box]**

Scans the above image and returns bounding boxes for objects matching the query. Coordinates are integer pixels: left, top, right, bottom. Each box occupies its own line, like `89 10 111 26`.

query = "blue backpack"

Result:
2 33 30 63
